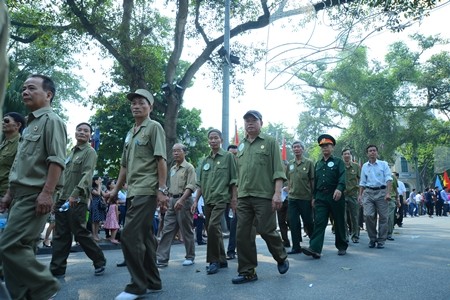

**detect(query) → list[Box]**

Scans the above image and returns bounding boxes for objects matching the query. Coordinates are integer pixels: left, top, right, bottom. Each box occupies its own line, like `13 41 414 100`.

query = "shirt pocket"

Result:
135 137 150 158
71 158 83 173
21 134 41 156
255 149 269 165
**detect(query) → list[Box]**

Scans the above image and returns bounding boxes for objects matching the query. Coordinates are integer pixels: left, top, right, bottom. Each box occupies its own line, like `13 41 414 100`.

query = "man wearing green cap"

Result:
111 89 167 300
232 110 289 284
302 134 347 258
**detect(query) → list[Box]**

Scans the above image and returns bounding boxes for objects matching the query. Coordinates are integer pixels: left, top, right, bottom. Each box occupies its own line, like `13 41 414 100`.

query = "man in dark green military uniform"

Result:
0 75 67 299
111 89 167 300
50 122 106 277
232 110 289 284
286 141 315 254
342 148 361 243
302 134 347 258
192 129 237 275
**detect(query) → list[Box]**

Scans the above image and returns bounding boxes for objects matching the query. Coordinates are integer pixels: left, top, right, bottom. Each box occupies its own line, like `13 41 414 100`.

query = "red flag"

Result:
234 120 239 145
443 170 450 188
281 137 287 161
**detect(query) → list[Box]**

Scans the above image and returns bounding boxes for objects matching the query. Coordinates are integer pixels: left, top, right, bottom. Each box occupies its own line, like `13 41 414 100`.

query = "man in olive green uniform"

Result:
387 174 399 241
0 112 25 283
0 75 66 299
232 110 289 284
0 3 9 141
286 141 315 254
157 143 197 267
192 129 237 275
50 122 106 277
111 89 167 300
342 148 361 243
302 134 347 258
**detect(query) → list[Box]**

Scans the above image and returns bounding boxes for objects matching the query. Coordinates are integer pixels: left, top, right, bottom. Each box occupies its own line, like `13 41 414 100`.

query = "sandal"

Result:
43 240 52 247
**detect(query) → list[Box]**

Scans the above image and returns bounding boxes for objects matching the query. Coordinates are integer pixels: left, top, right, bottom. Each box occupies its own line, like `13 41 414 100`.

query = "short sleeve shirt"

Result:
0 134 20 195
197 148 238 205
168 160 196 195
60 142 97 203
9 107 67 196
236 134 287 200
121 118 166 198
286 157 314 200
344 162 361 197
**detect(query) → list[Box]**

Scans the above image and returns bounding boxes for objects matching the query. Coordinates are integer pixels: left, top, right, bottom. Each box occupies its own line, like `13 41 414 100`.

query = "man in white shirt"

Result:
358 145 392 249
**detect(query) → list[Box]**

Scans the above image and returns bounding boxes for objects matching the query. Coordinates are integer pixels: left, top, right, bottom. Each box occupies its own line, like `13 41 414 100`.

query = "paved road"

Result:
33 215 450 300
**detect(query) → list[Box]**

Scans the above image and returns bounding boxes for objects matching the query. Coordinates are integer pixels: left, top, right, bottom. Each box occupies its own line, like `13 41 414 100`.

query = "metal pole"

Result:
222 0 230 150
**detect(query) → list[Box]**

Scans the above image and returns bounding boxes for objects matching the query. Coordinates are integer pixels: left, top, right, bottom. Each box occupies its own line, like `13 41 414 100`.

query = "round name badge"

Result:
261 145 265 149
289 164 294 171
203 163 210 171
238 144 244 151
327 161 334 167
125 132 131 143
170 169 176 176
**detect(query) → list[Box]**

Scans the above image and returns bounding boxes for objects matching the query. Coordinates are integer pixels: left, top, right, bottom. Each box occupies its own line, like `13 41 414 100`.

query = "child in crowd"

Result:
104 197 120 244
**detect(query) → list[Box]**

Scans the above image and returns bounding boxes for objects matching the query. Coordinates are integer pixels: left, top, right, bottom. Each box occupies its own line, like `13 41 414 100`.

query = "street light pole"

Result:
221 0 230 150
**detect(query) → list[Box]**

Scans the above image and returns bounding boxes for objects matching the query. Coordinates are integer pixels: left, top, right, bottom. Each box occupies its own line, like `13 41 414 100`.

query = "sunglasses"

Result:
3 118 10 124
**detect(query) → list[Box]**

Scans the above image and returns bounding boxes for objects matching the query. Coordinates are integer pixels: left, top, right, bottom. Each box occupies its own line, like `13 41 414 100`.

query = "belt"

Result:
317 187 336 193
366 186 386 190
170 194 183 198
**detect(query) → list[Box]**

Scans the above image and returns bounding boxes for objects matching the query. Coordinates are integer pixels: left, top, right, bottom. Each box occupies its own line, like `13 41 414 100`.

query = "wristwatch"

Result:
158 187 169 195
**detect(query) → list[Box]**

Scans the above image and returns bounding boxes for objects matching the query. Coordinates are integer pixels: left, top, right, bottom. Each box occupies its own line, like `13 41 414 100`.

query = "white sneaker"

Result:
114 291 143 300
182 259 194 266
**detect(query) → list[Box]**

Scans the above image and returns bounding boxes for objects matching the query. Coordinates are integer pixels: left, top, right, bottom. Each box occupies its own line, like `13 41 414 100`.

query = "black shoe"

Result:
277 259 289 274
377 242 385 249
226 253 236 260
337 249 346 256
206 263 220 275
302 247 321 259
351 238 359 243
287 248 302 255
116 261 127 267
368 241 376 248
387 237 395 241
283 241 291 248
231 272 258 284
220 262 228 268
197 241 207 245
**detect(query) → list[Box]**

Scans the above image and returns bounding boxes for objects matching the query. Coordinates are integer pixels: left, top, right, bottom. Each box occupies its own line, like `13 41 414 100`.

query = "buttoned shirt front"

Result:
197 148 237 205
9 107 67 196
236 133 286 200
168 159 196 195
344 162 360 197
314 155 346 197
359 159 392 188
286 157 314 200
60 142 97 203
121 118 166 198
0 133 20 195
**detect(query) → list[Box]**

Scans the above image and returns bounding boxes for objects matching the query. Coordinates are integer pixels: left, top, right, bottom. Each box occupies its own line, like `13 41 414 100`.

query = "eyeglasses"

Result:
3 118 10 124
